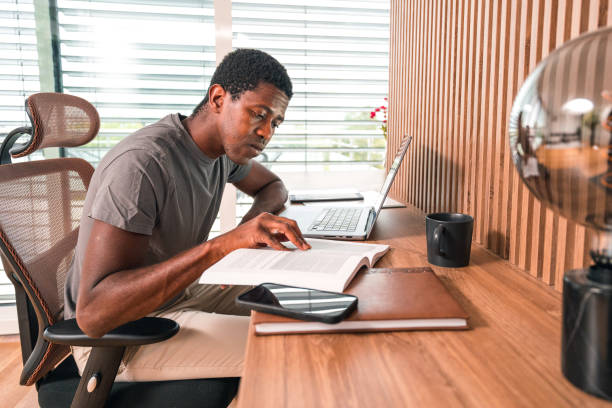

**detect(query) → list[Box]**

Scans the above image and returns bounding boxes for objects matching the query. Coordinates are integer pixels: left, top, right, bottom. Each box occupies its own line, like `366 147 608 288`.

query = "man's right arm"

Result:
76 212 310 338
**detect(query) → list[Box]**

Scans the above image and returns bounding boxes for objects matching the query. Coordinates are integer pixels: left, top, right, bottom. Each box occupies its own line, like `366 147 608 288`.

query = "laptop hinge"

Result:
365 208 377 236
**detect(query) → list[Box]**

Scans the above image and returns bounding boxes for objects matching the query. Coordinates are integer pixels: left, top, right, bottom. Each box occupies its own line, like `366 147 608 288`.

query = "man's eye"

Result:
252 111 266 120
272 122 280 129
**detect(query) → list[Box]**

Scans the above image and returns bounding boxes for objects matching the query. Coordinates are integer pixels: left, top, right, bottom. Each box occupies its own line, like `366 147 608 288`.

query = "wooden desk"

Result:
237 205 609 407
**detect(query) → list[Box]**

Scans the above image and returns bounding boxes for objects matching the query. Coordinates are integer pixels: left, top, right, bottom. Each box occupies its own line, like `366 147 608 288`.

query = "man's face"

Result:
218 82 289 165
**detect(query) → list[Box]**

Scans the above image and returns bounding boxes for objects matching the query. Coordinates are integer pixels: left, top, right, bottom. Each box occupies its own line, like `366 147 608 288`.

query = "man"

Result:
64 49 310 381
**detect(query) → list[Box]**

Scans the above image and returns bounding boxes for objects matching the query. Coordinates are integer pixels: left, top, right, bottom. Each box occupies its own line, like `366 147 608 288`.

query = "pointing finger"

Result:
270 220 310 250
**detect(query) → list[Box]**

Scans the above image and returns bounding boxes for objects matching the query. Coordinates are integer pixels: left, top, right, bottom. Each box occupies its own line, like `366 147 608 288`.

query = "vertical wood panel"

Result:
540 0 556 285
424 0 434 212
572 2 589 272
406 0 414 203
441 0 453 212
500 0 519 259
490 0 509 254
388 0 611 291
450 0 461 212
483 0 498 249
455 0 469 214
553 0 570 291
463 0 476 217
439 0 448 213
475 0 490 244
416 0 425 209
530 0 546 279
510 0 527 268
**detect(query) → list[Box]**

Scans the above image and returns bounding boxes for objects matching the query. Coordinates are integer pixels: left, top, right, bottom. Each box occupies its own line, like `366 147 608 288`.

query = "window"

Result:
233 0 389 172
58 0 217 166
58 0 223 233
0 0 41 305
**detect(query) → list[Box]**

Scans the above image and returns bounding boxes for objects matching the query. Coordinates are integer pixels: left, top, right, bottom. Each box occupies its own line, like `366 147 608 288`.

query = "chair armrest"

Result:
43 317 179 347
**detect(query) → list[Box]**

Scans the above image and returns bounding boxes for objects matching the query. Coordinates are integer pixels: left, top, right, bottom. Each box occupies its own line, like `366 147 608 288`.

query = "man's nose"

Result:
256 121 274 142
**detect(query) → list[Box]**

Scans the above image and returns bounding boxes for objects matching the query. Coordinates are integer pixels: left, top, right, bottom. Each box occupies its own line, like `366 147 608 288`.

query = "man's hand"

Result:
216 212 311 252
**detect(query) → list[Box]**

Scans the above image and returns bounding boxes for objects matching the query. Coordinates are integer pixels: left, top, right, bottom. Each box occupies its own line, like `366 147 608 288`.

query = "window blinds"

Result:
0 0 39 136
232 0 390 172
0 0 41 305
57 0 217 165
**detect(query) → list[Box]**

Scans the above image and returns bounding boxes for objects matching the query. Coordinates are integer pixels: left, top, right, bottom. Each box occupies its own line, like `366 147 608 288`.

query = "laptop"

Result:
279 135 413 240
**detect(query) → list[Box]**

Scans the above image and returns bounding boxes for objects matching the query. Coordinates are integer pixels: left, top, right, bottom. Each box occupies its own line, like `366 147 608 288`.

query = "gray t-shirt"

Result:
64 113 251 319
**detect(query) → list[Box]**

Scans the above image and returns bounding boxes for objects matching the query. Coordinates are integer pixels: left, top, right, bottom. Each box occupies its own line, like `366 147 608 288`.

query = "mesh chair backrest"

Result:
12 93 99 158
0 158 93 385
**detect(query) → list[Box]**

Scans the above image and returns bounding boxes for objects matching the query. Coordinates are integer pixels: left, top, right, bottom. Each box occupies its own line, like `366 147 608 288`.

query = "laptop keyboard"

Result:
309 207 364 232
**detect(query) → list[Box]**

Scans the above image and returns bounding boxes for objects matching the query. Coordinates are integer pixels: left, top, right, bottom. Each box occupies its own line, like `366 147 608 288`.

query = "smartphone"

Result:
289 192 364 203
236 283 358 324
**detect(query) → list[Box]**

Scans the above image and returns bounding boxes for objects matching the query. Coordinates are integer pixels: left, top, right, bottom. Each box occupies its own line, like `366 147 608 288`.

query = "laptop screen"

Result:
372 135 413 215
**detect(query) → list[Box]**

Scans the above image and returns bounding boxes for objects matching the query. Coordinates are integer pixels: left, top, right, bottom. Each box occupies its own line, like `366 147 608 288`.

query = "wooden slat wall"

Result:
388 0 612 291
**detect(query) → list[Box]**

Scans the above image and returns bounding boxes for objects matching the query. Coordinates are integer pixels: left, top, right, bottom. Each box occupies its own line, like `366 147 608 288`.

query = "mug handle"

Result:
433 224 447 256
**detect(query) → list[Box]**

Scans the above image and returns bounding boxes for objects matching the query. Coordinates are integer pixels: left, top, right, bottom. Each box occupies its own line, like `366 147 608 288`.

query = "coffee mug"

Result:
426 213 474 267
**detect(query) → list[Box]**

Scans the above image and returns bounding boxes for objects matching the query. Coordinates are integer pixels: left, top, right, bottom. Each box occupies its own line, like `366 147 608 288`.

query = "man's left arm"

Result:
233 160 288 223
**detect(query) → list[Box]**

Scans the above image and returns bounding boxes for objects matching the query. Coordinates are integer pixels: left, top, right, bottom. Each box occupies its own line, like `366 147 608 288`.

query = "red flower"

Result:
369 97 389 141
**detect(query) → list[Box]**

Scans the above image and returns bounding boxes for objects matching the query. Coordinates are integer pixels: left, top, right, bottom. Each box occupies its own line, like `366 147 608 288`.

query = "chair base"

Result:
38 356 240 408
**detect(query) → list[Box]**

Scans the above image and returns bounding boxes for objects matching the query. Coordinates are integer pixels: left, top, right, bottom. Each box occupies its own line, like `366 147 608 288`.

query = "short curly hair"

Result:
192 48 293 116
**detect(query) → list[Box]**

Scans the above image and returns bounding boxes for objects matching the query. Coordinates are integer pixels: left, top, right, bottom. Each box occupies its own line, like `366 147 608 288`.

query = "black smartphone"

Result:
236 283 358 324
289 192 364 203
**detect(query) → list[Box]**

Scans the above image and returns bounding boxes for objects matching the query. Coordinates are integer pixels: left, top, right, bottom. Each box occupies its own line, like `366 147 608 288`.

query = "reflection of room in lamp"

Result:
561 98 594 114
536 145 608 176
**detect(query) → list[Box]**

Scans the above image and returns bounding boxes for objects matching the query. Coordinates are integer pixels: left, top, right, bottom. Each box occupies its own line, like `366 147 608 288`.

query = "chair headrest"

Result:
11 93 100 158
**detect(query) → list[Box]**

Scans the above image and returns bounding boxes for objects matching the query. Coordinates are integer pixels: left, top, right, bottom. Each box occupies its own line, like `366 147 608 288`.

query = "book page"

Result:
312 239 388 266
286 238 388 260
221 249 358 274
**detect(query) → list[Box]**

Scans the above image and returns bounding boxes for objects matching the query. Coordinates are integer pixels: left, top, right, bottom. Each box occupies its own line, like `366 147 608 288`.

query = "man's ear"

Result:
208 84 227 112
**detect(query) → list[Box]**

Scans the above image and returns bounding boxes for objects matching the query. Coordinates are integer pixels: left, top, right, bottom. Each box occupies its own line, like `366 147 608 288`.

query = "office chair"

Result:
0 93 239 408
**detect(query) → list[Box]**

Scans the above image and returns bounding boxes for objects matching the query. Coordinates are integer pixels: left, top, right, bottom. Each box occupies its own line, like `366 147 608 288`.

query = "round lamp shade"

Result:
509 26 612 232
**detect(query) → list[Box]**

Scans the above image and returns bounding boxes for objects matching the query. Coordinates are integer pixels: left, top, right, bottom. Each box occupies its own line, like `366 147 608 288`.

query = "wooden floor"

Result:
1 335 39 407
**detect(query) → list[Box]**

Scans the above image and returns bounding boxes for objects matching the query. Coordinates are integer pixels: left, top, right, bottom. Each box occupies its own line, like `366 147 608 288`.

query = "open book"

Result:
199 238 389 292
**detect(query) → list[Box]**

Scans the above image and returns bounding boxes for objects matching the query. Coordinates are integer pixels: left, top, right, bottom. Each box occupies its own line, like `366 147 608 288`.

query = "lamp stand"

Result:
562 266 612 400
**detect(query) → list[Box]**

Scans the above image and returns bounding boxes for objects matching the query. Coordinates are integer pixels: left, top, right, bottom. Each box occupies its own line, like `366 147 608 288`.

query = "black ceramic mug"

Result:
426 213 474 267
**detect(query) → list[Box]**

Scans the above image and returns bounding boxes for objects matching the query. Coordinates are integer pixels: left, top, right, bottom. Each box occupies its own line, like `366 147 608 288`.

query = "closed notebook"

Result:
251 267 469 335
